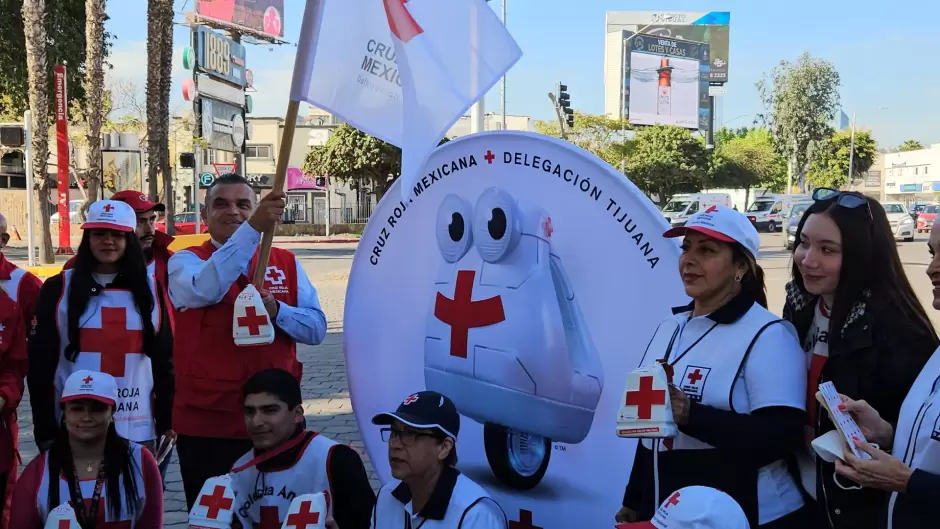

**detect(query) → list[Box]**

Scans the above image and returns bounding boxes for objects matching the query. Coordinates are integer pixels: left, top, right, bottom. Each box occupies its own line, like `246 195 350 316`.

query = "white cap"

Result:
44 503 80 529
81 200 136 233
663 205 760 257
616 486 750 529
61 370 118 407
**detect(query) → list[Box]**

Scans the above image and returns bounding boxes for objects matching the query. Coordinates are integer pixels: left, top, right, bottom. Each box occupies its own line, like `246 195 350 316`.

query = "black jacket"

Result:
28 271 175 448
783 281 937 529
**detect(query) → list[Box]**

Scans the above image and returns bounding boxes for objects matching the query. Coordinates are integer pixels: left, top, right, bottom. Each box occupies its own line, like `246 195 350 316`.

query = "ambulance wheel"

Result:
767 221 777 233
483 423 551 490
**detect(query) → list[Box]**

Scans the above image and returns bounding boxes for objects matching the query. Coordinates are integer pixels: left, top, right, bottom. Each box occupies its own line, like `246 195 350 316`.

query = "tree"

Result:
81 0 106 220
535 112 631 170
625 125 709 205
756 52 841 192
899 140 924 152
710 128 787 204
146 0 174 232
0 0 111 120
23 0 54 263
806 129 878 190
302 123 451 202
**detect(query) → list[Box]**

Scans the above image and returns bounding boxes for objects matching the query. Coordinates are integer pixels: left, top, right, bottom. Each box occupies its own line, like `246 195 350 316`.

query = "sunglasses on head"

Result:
812 187 873 221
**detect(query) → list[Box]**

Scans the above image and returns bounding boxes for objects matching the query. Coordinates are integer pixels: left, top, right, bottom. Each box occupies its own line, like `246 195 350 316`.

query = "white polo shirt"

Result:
371 467 506 529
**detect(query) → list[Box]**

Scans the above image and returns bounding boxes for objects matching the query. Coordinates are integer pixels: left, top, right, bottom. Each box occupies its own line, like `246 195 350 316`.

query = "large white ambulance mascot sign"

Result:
345 131 688 528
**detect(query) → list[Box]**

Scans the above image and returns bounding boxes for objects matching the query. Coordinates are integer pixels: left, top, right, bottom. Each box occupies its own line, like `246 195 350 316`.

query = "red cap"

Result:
110 190 166 213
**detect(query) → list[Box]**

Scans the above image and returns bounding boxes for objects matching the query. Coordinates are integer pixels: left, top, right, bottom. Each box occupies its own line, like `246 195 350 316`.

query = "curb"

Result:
275 238 361 244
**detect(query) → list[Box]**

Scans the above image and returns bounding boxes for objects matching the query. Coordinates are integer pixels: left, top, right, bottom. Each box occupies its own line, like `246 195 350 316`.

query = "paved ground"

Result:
7 232 940 525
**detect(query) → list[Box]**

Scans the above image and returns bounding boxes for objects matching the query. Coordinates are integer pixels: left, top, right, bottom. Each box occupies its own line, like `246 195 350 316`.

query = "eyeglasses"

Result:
380 428 439 445
812 187 873 221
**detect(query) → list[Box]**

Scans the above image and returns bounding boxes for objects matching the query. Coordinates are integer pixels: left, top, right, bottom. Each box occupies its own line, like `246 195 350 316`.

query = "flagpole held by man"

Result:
166 175 327 510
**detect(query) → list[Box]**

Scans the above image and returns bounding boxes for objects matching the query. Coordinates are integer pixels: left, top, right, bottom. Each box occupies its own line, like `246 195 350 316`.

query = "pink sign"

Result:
287 167 324 190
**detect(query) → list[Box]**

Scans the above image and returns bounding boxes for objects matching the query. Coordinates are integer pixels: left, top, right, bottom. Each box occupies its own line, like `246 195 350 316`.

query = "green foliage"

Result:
899 140 924 152
806 129 877 189
0 0 113 121
711 128 788 192
756 52 841 188
302 123 449 201
625 124 709 204
535 111 631 170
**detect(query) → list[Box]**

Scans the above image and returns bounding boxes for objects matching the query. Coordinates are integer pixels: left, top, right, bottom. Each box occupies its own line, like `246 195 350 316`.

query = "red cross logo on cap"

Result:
139 194 147 202
403 394 419 405
705 205 718 213
102 204 114 213
666 491 681 508
82 376 93 384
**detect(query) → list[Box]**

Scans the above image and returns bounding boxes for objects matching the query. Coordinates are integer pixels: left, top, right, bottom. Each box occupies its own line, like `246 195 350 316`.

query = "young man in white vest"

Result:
167 175 328 510
229 368 375 529
371 391 507 529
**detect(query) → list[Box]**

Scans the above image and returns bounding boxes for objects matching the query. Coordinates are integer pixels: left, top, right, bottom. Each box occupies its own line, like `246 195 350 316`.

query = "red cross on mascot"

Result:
27 200 175 470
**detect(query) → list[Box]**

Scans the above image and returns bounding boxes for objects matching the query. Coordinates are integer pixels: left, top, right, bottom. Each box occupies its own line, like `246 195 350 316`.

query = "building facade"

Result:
880 145 939 205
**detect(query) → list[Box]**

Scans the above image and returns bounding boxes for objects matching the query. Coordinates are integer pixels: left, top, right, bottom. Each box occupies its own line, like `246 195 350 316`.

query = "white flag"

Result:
290 0 522 200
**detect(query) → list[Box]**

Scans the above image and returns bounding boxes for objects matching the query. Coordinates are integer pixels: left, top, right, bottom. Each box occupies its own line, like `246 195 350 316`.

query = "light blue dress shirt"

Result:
167 222 327 345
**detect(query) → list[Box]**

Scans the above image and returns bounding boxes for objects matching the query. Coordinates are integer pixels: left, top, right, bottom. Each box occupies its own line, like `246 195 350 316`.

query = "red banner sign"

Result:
54 64 73 254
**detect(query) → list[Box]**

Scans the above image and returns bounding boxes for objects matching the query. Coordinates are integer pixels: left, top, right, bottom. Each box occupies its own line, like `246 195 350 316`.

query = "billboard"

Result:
199 97 246 153
624 33 710 130
102 151 143 197
196 0 284 39
194 27 247 87
608 12 730 84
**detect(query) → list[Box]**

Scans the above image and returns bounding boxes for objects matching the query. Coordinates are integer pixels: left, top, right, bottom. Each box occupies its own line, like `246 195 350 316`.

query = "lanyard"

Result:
68 462 107 529
662 318 720 367
230 432 310 473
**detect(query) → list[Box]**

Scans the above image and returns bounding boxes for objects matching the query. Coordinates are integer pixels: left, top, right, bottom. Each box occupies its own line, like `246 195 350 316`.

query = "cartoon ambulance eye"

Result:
472 188 521 263
435 194 473 263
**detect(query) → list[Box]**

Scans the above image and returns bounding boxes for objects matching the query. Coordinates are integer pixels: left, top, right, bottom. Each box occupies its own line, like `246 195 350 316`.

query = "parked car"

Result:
50 200 84 226
156 212 207 235
882 202 916 242
916 204 940 233
783 202 814 250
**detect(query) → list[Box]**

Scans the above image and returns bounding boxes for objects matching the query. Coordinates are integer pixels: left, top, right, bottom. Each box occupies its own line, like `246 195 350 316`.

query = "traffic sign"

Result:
213 163 237 177
200 172 215 187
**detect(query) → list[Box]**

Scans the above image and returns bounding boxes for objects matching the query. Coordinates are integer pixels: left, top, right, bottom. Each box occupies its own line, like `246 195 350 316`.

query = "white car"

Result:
882 202 916 242
50 200 83 226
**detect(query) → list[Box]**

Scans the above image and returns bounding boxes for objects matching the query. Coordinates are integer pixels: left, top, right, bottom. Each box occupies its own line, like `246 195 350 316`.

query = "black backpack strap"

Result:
729 319 784 413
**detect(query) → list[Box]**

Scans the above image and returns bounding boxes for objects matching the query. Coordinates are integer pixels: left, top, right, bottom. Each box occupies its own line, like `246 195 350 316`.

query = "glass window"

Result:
663 200 691 213
246 145 272 159
746 200 773 212
884 204 905 214
687 202 700 214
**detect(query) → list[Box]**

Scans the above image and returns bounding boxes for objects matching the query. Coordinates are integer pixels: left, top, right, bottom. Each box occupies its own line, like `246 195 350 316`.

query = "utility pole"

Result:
548 83 573 140
500 0 507 131
848 111 857 184
24 110 35 266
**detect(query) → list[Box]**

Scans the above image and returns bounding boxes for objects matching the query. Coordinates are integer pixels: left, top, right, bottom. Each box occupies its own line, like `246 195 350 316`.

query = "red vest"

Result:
172 240 300 438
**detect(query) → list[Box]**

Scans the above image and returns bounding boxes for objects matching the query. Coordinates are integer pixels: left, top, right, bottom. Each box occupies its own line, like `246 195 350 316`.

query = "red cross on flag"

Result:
288 0 522 201
188 476 236 528
233 284 275 346
282 492 329 529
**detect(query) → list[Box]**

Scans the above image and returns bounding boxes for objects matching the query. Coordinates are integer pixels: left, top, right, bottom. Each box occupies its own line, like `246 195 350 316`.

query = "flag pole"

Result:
252 99 300 288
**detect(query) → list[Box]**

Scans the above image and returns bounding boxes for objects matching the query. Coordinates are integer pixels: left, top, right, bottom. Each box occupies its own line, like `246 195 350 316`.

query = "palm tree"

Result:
82 0 106 218
899 140 924 152
22 0 54 264
146 0 175 233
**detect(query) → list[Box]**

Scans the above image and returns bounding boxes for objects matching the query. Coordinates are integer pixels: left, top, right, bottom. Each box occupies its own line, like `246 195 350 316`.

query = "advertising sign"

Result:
624 33 711 131
864 170 882 188
195 27 247 87
287 167 323 190
53 64 72 253
102 151 143 197
607 12 730 84
200 97 246 152
196 0 284 39
901 183 921 193
196 73 246 106
243 173 273 188
344 132 687 529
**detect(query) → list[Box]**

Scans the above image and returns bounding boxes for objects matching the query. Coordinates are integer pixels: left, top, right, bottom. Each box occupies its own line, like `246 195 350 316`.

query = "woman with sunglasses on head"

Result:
27 200 174 463
785 188 938 529
10 370 163 528
618 206 809 529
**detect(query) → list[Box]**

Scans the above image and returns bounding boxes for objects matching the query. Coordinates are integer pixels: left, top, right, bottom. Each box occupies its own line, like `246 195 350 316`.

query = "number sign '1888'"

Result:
205 32 231 77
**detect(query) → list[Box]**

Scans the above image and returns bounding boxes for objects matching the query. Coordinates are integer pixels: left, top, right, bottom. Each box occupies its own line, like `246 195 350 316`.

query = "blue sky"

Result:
105 0 940 149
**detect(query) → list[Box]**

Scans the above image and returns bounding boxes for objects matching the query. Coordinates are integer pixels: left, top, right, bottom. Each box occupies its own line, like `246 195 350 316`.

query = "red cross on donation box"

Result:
238 306 270 336
199 485 233 519
510 509 543 529
434 270 506 358
79 306 144 378
625 376 667 420
285 500 321 529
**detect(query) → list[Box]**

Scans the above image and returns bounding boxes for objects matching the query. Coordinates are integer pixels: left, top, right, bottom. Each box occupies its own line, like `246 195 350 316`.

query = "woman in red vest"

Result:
27 200 174 466
0 283 27 529
10 370 163 528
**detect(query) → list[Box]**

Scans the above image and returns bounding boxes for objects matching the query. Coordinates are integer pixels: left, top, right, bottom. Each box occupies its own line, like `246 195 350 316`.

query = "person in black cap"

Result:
370 391 507 529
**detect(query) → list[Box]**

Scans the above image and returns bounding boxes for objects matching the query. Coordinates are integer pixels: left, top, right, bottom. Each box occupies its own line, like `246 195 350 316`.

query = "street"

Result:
5 233 938 525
